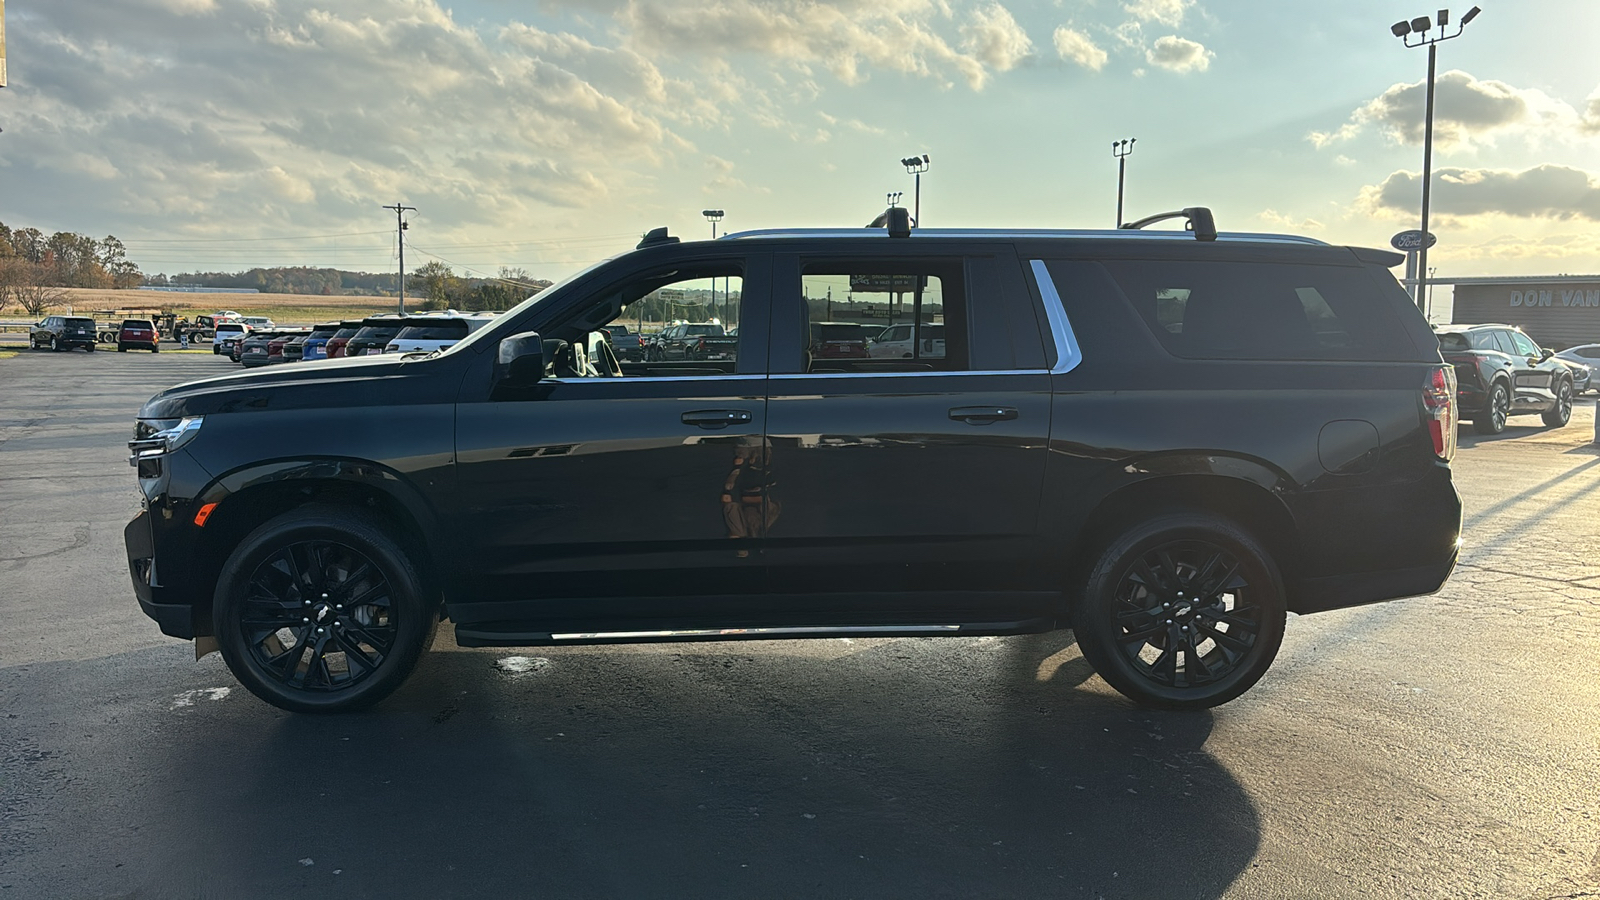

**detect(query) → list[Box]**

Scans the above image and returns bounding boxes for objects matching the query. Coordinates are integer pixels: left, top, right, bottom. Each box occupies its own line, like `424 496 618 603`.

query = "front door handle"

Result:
682 409 753 429
949 406 1018 425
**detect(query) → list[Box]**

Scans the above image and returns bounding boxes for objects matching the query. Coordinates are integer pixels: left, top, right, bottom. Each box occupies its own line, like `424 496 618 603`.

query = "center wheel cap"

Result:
313 604 335 625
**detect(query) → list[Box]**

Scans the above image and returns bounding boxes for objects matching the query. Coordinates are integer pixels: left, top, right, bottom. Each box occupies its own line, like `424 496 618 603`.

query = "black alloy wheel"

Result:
1073 512 1286 710
1543 378 1574 427
1474 381 1510 435
214 507 435 713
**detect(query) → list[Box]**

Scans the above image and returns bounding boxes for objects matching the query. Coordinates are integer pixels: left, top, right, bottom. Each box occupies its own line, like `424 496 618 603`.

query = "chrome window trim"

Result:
552 624 964 640
769 369 1047 380
553 373 765 384
1029 260 1083 376
721 227 1328 246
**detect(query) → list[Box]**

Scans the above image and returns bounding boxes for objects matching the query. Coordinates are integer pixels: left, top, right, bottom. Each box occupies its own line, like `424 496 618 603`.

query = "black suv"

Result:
1435 323 1574 434
124 209 1463 714
31 315 99 351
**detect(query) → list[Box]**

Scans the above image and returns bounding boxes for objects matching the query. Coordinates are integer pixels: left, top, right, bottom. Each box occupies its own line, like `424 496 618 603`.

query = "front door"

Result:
449 254 773 627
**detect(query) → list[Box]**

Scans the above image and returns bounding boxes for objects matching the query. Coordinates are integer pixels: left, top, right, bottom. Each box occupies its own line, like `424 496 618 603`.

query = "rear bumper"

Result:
1291 551 1459 614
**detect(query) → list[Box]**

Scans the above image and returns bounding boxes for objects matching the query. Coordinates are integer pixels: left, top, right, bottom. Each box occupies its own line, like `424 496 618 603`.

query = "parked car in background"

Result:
292 322 344 361
266 330 308 364
648 322 736 361
809 322 872 359
213 323 249 356
1436 323 1574 434
1554 344 1600 393
237 330 277 368
323 321 367 359
242 316 275 330
381 313 496 354
869 322 945 359
30 315 99 351
601 323 646 361
117 319 161 353
343 319 406 357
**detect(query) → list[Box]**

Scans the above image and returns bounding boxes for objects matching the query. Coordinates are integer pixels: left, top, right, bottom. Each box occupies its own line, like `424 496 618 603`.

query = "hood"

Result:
138 352 463 420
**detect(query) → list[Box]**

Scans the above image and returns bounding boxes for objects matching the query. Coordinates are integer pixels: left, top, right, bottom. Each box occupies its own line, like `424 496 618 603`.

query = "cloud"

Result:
1053 27 1108 71
618 0 1019 90
1146 35 1211 73
961 3 1034 72
1357 165 1600 221
1311 71 1590 150
1257 209 1324 231
1123 0 1193 27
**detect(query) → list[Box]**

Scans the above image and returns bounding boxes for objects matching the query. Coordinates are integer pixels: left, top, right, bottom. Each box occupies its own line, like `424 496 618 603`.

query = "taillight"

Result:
1423 365 1457 461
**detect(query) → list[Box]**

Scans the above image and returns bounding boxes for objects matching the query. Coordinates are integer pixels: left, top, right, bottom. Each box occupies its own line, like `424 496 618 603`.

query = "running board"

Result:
453 619 1054 648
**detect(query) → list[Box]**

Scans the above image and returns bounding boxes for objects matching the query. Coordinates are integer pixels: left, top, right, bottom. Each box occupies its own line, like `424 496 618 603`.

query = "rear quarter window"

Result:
1105 259 1417 361
1438 333 1471 351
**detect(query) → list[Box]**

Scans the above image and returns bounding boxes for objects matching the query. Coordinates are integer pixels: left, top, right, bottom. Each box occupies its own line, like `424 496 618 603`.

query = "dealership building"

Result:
1435 276 1600 349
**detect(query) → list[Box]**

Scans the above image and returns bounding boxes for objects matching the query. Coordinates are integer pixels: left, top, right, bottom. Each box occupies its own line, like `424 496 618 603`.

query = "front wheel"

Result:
1543 379 1573 427
1072 512 1287 710
1473 381 1510 434
213 507 437 713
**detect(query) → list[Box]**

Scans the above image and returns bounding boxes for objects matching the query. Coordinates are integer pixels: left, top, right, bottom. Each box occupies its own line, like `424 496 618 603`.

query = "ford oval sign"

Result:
1390 230 1437 252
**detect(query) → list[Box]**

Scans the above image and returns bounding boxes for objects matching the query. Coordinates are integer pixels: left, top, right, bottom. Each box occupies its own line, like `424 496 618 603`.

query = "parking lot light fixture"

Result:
1391 6 1482 309
900 154 929 226
1112 139 1136 227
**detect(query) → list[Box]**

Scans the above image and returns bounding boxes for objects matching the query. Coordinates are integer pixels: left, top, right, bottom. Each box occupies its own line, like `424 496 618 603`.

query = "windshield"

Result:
350 326 400 344
123 320 154 329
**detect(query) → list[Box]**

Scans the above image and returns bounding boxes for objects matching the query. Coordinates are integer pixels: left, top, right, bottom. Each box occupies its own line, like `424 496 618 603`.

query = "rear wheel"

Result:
1073 512 1287 710
1542 379 1573 427
213 507 436 713
1473 381 1510 434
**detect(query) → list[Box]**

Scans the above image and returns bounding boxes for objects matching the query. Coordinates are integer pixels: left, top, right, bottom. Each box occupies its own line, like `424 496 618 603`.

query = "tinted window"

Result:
1438 333 1470 351
64 317 95 328
1577 347 1600 359
799 262 964 371
684 324 724 336
122 320 153 329
1509 331 1540 357
1490 331 1517 355
1107 260 1414 361
351 326 400 343
1470 331 1500 352
331 327 360 340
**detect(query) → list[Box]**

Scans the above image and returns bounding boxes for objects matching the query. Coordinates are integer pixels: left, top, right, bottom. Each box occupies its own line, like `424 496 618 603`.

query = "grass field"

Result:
41 288 415 326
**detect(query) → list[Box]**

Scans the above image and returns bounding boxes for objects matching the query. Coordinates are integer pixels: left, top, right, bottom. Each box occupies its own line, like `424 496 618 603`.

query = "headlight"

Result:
129 416 204 466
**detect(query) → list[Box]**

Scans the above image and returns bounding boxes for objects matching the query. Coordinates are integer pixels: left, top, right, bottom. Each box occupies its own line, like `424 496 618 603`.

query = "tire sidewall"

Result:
213 508 433 713
1074 512 1287 710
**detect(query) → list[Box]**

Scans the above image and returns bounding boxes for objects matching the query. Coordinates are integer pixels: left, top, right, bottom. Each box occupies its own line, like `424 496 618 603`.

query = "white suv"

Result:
382 313 497 354
869 323 946 359
212 323 250 355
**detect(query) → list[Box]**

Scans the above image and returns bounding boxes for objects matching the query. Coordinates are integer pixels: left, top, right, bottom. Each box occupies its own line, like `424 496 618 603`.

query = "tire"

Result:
85 343 95 352
152 346 159 353
49 335 60 351
1541 378 1573 427
1072 512 1287 710
118 344 127 352
1472 381 1510 434
213 507 437 713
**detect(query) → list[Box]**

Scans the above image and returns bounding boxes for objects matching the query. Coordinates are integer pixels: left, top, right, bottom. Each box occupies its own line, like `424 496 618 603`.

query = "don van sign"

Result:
1509 289 1600 308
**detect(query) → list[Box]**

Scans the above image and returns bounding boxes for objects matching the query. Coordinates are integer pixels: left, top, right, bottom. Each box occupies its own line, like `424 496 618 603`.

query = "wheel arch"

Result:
185 459 445 634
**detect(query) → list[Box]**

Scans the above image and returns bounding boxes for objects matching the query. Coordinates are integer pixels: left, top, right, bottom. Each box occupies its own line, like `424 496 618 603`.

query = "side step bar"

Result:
453 619 1055 648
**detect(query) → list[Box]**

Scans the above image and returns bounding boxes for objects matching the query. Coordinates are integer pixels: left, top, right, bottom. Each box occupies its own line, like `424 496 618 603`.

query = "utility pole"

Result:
1112 139 1136 227
382 202 416 315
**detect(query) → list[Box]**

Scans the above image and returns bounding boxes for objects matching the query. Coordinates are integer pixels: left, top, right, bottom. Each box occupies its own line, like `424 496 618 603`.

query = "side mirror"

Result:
496 331 544 386
1540 348 1554 361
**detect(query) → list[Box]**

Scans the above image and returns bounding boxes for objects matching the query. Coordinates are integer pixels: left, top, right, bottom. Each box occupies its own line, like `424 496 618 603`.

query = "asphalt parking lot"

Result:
2 349 1598 899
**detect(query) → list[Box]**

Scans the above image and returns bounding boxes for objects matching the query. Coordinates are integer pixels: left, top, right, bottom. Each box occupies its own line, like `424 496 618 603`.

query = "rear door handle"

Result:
682 409 753 429
949 406 1018 425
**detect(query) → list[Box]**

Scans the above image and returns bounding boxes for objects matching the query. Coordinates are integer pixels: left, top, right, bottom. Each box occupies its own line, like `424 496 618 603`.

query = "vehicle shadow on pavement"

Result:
2 638 1259 900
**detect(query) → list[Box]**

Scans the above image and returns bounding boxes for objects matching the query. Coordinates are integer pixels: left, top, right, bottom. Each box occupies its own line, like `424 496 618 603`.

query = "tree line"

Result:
0 222 145 316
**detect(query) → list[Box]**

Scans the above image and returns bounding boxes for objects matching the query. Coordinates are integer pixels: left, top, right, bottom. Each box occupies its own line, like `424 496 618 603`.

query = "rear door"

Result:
759 244 1053 620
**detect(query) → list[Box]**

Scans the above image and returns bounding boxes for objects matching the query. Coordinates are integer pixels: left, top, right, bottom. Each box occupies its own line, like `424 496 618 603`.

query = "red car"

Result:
266 332 307 364
117 319 160 353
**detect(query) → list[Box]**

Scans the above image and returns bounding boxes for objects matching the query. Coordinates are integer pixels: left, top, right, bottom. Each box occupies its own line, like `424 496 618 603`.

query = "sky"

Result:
2 0 1598 284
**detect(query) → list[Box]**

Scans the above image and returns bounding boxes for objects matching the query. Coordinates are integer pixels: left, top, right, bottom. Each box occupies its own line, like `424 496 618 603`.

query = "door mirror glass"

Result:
1540 347 1554 361
496 331 545 385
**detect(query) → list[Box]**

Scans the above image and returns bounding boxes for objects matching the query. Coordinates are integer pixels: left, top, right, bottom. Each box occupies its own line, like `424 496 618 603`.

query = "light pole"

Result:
1111 139 1135 228
900 154 929 226
703 209 724 323
1391 6 1481 309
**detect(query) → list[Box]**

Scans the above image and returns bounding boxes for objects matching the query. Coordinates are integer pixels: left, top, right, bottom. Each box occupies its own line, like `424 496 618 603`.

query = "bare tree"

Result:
11 260 66 318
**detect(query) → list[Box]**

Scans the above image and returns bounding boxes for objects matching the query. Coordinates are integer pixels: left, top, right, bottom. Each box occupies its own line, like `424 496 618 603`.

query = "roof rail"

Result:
1119 207 1217 241
719 227 1326 246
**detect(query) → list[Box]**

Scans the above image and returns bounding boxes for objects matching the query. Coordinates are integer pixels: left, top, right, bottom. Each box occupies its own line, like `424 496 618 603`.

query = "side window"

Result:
1509 331 1540 357
798 261 966 372
1471 331 1500 352
1104 259 1414 361
1491 331 1518 355
547 265 745 379
1578 347 1600 359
